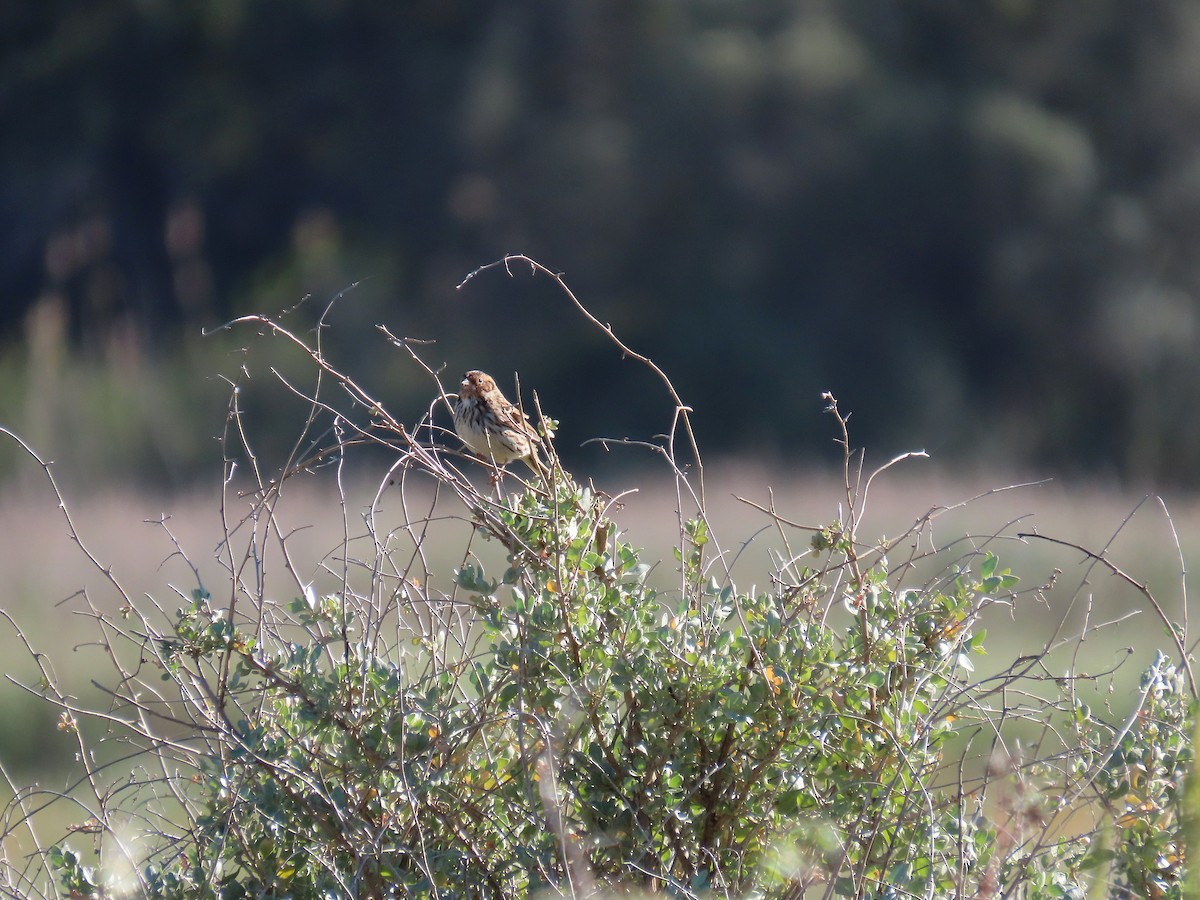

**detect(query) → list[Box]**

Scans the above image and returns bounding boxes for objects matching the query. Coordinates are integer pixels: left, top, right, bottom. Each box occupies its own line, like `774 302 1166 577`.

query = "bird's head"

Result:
460 370 497 399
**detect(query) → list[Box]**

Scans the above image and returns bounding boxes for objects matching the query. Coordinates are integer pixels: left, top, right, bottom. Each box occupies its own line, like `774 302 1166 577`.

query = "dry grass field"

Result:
1 459 1190 723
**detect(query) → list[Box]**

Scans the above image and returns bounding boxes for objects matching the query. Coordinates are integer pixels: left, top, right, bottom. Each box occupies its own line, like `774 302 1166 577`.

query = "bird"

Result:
452 370 546 476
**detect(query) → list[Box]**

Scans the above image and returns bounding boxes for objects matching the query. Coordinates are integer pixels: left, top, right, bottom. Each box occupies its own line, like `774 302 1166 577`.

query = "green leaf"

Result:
455 564 497 596
775 789 809 815
1078 847 1117 870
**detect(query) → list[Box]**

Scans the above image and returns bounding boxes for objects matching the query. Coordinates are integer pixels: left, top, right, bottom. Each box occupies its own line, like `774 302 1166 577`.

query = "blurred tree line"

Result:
3 0 1200 487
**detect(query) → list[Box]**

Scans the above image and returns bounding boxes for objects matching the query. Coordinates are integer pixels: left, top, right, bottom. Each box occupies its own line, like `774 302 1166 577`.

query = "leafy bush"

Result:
1 259 1194 898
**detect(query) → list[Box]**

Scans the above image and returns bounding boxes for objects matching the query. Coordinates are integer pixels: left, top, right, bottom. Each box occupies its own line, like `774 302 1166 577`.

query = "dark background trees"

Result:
4 0 1200 486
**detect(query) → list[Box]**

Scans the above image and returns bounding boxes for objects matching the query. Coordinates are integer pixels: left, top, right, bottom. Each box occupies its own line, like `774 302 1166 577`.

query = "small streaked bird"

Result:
452 370 546 475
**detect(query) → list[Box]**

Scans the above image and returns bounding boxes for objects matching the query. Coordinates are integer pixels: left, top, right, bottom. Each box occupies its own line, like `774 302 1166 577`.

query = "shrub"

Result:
1 257 1194 898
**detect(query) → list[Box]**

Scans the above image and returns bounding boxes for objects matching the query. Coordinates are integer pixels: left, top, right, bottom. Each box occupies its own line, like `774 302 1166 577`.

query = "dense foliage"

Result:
40 470 1196 898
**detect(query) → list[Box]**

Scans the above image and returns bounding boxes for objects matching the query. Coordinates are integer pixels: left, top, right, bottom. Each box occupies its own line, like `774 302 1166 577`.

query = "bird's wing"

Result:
499 399 542 443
